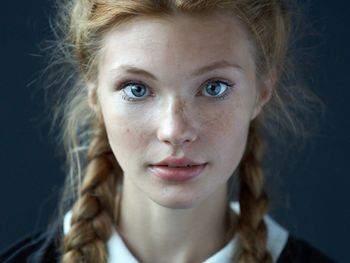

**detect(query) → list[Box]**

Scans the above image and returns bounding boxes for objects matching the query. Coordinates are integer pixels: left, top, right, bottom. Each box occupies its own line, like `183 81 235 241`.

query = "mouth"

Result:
152 156 203 167
149 157 207 182
156 164 199 168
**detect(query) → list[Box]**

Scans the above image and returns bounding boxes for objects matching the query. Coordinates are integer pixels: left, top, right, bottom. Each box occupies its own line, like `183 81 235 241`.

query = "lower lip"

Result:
149 164 207 182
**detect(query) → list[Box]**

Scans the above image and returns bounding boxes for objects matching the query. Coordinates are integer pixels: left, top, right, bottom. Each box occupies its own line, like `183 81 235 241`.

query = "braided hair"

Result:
62 123 122 263
235 120 271 263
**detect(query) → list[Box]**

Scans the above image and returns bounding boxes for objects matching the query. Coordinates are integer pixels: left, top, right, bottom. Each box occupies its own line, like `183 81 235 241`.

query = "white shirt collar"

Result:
64 202 288 263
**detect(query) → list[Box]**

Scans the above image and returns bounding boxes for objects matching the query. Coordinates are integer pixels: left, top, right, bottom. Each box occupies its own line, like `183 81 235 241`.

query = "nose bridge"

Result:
157 96 197 146
172 96 186 118
164 96 191 131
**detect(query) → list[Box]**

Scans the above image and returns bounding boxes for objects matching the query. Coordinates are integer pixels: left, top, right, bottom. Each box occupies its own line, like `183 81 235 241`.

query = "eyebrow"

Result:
109 60 243 80
192 61 244 76
110 65 158 80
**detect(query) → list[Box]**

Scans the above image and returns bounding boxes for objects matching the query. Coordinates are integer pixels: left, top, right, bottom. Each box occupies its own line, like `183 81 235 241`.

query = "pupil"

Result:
132 85 145 97
208 83 220 95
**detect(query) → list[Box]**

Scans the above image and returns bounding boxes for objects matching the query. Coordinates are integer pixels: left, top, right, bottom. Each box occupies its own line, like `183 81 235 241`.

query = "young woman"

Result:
0 0 336 262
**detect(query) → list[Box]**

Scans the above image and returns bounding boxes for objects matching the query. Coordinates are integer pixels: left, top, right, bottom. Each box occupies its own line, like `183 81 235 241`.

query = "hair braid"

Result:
235 120 271 263
62 123 120 263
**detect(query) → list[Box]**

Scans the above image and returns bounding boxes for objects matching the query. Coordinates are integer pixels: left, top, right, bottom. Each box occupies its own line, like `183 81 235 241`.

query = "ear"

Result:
251 77 274 120
87 82 98 110
87 82 105 123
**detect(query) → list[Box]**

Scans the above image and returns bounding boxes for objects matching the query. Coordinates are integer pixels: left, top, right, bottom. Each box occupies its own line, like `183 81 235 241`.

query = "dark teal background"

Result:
0 1 349 262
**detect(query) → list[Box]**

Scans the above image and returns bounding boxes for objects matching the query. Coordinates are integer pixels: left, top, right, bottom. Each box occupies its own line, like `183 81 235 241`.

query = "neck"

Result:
116 179 236 263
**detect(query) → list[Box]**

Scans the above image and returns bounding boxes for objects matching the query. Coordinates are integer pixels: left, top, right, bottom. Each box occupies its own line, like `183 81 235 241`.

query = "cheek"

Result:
100 103 153 162
201 103 251 171
200 101 251 141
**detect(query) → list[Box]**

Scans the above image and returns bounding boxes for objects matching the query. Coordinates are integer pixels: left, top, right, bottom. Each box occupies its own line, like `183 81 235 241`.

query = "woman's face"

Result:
94 13 270 209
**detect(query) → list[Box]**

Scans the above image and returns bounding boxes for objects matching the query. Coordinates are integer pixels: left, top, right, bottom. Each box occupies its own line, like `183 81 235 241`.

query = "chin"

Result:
155 200 199 210
150 190 204 210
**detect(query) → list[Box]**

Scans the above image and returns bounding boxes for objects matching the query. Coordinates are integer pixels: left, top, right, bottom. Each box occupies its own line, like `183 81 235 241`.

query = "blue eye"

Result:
202 80 232 98
122 82 150 100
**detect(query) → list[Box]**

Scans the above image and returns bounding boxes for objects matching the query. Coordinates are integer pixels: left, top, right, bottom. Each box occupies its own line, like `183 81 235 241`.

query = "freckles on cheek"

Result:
200 110 234 137
199 106 251 157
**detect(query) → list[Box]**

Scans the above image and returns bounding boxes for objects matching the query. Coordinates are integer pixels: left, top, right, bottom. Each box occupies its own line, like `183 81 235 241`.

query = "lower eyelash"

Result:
121 94 135 102
121 90 155 102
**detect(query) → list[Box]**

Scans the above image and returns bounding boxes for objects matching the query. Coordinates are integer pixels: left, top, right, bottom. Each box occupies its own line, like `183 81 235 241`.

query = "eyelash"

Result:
116 79 234 102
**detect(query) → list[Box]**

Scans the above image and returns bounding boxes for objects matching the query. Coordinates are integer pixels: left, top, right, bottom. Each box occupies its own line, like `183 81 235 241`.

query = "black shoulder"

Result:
0 225 61 263
277 235 337 263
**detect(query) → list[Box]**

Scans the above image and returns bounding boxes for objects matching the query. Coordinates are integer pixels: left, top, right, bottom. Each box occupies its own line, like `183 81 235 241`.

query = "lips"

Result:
149 157 207 182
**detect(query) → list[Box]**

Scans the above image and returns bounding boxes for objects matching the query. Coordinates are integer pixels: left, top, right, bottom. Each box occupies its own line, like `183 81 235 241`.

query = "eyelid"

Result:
200 78 233 88
115 79 148 91
211 78 233 85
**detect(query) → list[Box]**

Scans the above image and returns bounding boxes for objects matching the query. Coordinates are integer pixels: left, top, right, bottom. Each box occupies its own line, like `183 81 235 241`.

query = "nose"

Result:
156 98 198 147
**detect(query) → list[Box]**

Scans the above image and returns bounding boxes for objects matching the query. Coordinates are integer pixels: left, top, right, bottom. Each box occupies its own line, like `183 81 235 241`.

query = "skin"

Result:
90 13 272 263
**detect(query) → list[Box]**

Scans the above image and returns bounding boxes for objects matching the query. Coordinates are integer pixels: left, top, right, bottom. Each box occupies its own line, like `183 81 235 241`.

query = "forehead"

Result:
99 13 255 77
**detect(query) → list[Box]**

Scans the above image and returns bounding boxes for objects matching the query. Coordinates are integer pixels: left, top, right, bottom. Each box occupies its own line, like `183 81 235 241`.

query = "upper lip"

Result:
151 157 204 168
